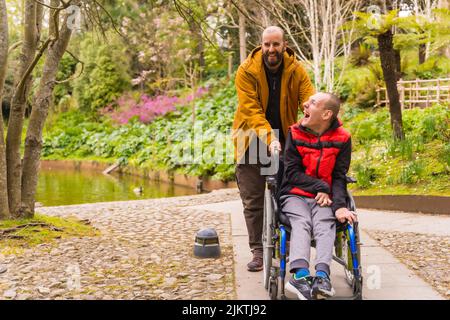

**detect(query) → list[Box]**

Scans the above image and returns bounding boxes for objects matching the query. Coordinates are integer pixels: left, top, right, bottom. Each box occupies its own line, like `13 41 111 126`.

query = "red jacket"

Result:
280 119 351 212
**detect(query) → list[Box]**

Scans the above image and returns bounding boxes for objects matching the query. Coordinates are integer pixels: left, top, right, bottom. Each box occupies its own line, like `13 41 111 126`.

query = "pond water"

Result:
36 167 198 206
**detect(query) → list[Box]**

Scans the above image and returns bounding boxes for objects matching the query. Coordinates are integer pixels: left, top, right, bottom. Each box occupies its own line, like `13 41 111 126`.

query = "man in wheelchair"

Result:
278 92 357 300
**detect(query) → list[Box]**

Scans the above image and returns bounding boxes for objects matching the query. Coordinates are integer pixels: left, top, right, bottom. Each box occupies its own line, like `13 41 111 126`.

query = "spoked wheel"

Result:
353 275 363 300
263 189 274 290
342 227 363 299
341 230 354 287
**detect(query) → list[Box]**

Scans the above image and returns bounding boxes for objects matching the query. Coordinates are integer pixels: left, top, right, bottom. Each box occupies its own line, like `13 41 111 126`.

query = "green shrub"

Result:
440 143 450 168
353 163 377 189
386 138 415 160
350 43 372 67
73 32 131 113
399 160 425 184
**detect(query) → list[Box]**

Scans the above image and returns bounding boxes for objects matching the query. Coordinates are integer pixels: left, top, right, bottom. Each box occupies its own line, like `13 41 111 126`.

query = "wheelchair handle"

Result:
272 147 280 160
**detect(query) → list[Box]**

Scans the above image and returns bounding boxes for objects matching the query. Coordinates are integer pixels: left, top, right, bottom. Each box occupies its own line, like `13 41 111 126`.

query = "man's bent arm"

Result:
331 138 352 212
235 66 276 145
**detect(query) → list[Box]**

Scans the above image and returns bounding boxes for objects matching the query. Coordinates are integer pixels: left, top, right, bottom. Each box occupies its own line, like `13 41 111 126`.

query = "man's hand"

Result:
315 192 332 207
269 140 281 155
335 207 357 224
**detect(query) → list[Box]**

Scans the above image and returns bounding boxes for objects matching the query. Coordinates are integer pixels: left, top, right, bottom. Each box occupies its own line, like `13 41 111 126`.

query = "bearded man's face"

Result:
262 31 285 68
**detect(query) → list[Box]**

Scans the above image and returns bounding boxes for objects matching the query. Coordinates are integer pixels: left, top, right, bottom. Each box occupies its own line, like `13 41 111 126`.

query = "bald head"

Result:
262 26 285 42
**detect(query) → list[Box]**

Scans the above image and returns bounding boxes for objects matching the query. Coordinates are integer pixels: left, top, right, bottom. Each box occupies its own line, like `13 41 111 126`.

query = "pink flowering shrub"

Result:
102 87 208 125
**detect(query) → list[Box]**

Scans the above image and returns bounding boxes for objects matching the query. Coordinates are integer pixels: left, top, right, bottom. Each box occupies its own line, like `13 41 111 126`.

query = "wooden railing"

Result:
376 77 450 109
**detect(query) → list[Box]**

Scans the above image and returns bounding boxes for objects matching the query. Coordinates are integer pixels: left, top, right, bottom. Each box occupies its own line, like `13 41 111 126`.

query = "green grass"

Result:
349 175 450 196
0 213 99 255
346 105 450 196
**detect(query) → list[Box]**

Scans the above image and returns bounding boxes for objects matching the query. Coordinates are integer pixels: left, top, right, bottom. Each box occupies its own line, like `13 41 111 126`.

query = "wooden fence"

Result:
376 77 450 109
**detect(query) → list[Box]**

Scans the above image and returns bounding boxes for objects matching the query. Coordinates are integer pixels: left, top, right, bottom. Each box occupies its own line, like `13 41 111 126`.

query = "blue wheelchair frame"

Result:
262 152 363 300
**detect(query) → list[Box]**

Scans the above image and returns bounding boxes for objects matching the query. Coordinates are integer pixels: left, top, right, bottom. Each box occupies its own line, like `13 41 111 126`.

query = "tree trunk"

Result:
0 0 9 219
239 10 246 63
187 17 204 81
394 49 401 80
438 0 450 58
5 0 38 217
227 34 233 79
378 29 404 140
197 34 204 80
21 15 73 215
419 43 426 64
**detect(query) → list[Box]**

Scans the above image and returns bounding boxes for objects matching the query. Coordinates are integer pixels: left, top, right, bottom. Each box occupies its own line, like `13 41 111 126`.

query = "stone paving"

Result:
366 229 450 299
1 188 448 300
0 189 240 300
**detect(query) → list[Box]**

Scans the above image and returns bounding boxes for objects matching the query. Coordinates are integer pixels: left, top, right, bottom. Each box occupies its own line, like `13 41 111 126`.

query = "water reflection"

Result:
36 168 197 206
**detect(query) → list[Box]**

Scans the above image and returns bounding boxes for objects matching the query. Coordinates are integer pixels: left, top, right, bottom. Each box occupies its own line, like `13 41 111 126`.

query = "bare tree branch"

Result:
55 49 84 84
8 41 22 54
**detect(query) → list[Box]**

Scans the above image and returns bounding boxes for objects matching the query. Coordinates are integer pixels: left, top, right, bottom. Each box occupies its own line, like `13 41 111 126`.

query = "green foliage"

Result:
353 10 399 37
43 77 238 181
53 53 79 107
73 32 131 112
347 103 450 195
399 159 426 185
350 43 372 67
413 56 449 79
43 67 449 193
349 108 390 142
440 142 450 168
336 56 382 108
353 163 377 189
0 214 99 255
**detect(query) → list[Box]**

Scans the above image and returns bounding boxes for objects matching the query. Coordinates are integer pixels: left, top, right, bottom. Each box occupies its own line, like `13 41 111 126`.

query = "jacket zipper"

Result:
316 136 323 178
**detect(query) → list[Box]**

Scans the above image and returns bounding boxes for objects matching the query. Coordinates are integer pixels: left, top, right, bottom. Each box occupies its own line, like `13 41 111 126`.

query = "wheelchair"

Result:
262 149 363 300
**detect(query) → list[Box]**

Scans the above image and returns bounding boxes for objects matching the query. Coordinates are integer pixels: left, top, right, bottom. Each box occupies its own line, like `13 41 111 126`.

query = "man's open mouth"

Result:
304 111 310 118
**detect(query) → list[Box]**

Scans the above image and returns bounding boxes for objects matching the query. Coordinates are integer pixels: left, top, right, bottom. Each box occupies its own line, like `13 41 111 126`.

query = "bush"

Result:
73 32 131 113
350 43 372 67
399 160 425 184
337 61 380 108
43 77 238 181
353 163 377 189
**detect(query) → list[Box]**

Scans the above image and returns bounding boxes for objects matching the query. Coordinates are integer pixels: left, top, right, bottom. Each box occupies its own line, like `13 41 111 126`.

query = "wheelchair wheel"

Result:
269 276 278 300
341 230 354 286
263 188 274 290
341 227 363 297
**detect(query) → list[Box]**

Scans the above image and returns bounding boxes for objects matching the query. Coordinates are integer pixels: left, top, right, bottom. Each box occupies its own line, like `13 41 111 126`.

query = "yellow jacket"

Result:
232 46 315 162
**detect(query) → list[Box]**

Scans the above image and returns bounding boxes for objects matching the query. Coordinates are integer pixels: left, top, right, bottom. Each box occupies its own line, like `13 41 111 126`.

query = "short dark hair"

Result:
324 93 341 119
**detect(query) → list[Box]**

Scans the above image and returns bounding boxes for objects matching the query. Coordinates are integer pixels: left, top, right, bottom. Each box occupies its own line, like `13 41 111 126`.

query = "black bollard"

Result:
193 228 221 258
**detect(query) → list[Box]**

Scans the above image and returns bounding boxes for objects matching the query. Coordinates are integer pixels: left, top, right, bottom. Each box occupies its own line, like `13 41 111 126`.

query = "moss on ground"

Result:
0 213 99 255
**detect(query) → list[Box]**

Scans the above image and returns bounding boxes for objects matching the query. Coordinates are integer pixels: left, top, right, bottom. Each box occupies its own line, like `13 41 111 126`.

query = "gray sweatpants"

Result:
280 195 336 275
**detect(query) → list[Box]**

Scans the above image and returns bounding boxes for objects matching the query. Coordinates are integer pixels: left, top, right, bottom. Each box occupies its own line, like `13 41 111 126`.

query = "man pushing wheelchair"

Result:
233 25 358 300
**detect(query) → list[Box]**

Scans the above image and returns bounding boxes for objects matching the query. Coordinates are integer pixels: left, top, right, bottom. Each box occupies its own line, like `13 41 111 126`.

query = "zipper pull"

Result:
273 80 276 91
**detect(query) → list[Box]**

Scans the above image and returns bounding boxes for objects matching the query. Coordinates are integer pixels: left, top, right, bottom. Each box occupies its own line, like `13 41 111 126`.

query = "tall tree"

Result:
0 0 116 219
238 9 246 63
378 27 404 139
355 6 404 139
21 0 76 215
5 0 41 217
0 0 9 218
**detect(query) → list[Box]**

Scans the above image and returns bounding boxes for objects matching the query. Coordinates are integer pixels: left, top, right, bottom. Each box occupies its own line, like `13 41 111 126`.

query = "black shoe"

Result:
312 276 335 299
286 275 313 300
